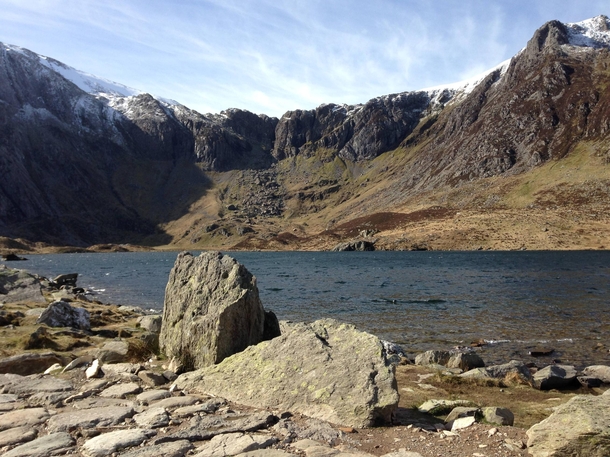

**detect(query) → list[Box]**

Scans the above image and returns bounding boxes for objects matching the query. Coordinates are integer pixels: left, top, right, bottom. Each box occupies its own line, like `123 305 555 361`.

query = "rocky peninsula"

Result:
0 254 608 457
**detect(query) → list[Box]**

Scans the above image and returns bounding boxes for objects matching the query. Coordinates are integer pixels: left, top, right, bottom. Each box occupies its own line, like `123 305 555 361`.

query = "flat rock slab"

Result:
173 400 224 417
0 353 66 376
27 390 73 407
0 393 19 403
0 425 37 448
0 374 73 395
150 395 203 410
136 389 171 404
234 451 294 457
138 370 167 386
155 411 274 444
102 362 142 376
176 319 398 428
133 406 170 428
69 396 135 410
194 432 277 457
0 407 49 431
47 405 135 433
118 439 194 457
4 432 74 457
82 428 156 457
99 382 142 398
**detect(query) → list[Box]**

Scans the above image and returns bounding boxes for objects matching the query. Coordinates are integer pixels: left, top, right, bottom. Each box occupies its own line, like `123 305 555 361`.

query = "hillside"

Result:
2 16 610 252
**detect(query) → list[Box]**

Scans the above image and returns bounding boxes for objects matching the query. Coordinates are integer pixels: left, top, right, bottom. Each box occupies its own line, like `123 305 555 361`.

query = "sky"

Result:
0 1 608 117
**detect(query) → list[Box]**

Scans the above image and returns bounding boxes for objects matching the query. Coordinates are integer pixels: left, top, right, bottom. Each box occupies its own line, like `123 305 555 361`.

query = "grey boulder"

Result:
176 318 398 428
460 359 532 382
36 300 90 330
447 352 485 371
159 251 279 371
4 432 74 457
533 364 578 390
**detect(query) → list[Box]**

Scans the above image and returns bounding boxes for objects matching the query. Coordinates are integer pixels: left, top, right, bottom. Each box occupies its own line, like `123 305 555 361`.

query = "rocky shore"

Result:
0 254 609 457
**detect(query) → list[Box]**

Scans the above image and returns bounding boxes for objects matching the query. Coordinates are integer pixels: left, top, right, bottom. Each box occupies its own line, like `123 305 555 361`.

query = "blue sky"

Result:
0 0 607 117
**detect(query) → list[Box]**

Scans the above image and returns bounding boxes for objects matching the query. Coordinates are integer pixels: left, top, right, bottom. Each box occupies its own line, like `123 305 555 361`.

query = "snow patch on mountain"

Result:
566 15 610 48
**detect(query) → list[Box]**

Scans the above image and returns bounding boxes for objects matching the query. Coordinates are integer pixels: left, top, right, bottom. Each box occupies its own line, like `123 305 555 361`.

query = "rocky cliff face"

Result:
0 44 278 245
1 16 610 248
396 16 610 191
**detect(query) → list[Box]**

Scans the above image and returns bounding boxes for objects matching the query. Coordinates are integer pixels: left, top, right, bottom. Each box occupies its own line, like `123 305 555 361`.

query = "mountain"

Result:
2 16 610 251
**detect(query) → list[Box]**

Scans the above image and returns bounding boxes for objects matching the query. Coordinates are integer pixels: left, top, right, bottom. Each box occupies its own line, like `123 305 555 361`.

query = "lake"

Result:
19 250 610 368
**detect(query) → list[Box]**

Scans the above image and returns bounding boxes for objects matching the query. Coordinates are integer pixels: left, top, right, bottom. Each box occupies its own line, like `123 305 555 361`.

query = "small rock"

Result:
447 352 485 371
62 354 94 373
414 350 451 366
0 407 49 431
138 370 167 386
418 399 471 415
99 382 142 399
4 432 74 457
482 407 514 426
0 425 37 447
136 389 172 405
138 315 162 333
444 407 480 424
43 363 63 375
97 340 130 363
118 439 194 457
133 407 170 428
450 416 476 431
86 359 101 379
533 364 578 390
81 428 156 457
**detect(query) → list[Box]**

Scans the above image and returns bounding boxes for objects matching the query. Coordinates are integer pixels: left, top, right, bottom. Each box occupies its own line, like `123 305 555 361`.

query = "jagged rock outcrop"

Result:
175 318 399 428
272 92 433 161
399 16 610 191
159 251 280 371
0 265 45 303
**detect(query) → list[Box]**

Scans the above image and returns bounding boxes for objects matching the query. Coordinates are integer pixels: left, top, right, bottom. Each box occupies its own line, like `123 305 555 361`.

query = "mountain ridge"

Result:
2 15 610 252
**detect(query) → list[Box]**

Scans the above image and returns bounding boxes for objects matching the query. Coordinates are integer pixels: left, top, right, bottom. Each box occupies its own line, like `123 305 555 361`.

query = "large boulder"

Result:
527 393 610 456
36 300 90 330
175 319 399 428
159 251 279 371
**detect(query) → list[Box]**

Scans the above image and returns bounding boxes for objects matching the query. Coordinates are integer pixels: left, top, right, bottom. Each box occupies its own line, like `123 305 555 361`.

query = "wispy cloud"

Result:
0 0 606 116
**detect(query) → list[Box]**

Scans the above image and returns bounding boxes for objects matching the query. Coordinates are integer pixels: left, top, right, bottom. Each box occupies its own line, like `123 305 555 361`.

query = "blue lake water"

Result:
19 250 610 368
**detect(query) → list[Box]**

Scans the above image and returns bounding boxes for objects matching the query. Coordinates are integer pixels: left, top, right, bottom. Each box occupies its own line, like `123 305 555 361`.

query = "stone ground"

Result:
0 362 536 457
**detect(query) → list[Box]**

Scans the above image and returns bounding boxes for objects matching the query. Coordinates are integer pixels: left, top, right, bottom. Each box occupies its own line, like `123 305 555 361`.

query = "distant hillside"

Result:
1 16 610 252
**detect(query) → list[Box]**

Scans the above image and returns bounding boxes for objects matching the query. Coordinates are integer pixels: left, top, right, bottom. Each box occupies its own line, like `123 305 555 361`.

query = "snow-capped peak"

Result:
2 43 179 109
566 15 610 48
